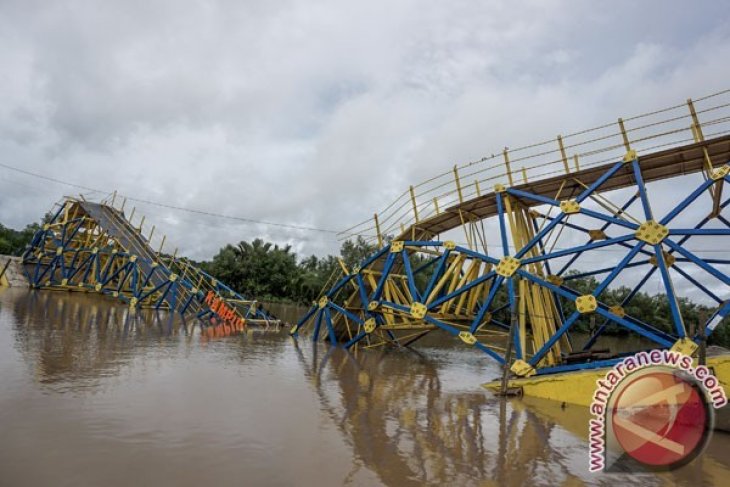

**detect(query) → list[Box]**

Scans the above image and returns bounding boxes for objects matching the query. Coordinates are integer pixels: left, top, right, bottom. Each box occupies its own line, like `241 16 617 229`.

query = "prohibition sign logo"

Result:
609 367 711 469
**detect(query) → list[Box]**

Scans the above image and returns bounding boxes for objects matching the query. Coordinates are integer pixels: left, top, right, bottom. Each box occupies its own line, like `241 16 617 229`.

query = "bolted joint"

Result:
363 318 376 334
390 241 404 253
496 256 521 277
459 331 477 346
494 183 506 193
650 251 675 268
443 240 456 250
546 275 564 286
670 337 698 356
94 283 102 292
710 165 730 181
169 273 178 282
318 296 329 309
56 247 64 255
576 295 597 314
288 325 298 336
588 229 607 241
622 149 638 163
635 220 669 245
510 359 537 377
560 199 580 215
129 297 139 308
609 305 626 318
129 255 137 263
410 302 427 319
367 301 380 311
61 278 68 286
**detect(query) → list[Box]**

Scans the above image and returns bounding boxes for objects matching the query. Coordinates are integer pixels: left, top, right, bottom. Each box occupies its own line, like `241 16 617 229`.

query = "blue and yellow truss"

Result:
21 197 274 328
294 109 730 377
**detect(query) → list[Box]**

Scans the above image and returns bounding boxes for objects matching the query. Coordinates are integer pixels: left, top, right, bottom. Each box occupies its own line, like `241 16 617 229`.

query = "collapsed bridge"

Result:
293 90 730 379
21 196 276 330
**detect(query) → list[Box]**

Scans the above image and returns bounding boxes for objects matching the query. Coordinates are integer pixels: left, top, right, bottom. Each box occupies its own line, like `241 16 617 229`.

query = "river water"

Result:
1 288 729 486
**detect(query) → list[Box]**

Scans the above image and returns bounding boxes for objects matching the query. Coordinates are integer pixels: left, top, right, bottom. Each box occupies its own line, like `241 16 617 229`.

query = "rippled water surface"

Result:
1 288 729 486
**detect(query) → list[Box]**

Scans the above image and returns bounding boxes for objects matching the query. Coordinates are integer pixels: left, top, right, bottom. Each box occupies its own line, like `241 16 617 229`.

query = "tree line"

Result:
2 220 727 346
198 236 377 305
0 222 40 257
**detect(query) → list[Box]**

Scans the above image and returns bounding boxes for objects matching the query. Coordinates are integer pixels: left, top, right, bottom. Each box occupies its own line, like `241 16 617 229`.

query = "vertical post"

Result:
120 197 127 212
690 123 700 143
503 150 514 187
573 154 580 172
458 210 473 249
500 310 517 396
138 215 145 233
373 213 383 248
173 247 178 261
699 310 707 366
475 180 481 197
687 98 705 141
453 165 464 203
433 198 440 215
687 98 715 174
699 323 707 366
409 185 419 223
617 118 631 152
111 190 117 208
158 235 167 254
557 135 570 174
521 167 528 184
589 314 596 336
687 98 720 213
148 225 155 242
129 207 136 223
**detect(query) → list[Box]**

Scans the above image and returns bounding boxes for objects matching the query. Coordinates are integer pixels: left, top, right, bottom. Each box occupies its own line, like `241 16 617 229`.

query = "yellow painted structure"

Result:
483 353 730 408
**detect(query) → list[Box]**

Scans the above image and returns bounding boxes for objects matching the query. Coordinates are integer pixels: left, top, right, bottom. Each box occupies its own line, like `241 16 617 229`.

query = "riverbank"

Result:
0 255 26 288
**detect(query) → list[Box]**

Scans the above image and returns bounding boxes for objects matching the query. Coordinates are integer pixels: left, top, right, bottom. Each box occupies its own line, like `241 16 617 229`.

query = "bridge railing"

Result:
338 88 730 245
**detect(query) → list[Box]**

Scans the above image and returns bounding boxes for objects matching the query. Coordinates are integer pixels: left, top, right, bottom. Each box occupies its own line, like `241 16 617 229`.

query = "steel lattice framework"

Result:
294 92 730 377
21 198 274 328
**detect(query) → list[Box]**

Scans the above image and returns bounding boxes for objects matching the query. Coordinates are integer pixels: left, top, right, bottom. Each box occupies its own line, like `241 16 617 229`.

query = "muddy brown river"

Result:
1 288 729 486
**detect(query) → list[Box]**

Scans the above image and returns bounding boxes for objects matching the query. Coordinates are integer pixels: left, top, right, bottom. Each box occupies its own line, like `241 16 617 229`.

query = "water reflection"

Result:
8 290 196 385
294 343 585 485
294 342 730 486
1 288 729 486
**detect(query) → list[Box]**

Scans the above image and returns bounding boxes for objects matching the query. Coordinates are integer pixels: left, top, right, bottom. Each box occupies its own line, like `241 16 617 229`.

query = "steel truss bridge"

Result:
293 90 730 377
21 197 275 329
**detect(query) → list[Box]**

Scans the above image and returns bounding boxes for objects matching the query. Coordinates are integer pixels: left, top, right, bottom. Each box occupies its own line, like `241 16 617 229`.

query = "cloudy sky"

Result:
1 0 730 261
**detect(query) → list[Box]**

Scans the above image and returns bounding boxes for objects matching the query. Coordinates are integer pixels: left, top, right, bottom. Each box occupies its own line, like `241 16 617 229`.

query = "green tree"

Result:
0 222 40 256
340 236 377 270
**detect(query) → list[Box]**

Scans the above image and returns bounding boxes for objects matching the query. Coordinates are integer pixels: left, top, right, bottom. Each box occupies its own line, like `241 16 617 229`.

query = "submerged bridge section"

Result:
294 90 730 378
22 197 275 329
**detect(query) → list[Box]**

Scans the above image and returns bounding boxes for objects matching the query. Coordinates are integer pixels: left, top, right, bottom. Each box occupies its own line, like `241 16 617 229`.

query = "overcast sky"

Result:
1 0 730 262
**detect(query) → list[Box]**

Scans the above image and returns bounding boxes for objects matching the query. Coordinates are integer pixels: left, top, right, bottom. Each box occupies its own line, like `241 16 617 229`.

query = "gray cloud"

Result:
1 0 730 266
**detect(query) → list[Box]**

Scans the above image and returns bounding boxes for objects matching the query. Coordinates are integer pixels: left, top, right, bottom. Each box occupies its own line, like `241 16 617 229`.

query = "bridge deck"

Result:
399 134 730 241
